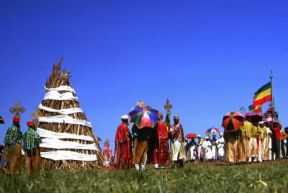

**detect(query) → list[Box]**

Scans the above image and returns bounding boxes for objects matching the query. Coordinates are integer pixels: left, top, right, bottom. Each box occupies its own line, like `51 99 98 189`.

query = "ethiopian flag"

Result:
253 82 272 107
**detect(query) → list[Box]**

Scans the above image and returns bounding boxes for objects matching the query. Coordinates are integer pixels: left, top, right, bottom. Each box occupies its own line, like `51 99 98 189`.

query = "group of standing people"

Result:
186 134 225 162
0 116 41 174
225 118 287 164
112 114 288 169
113 113 186 171
2 113 288 174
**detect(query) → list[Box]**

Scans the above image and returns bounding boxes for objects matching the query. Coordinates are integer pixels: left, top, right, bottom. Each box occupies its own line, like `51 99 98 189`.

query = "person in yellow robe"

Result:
256 121 267 162
239 119 252 162
224 129 241 164
259 122 270 161
249 123 258 162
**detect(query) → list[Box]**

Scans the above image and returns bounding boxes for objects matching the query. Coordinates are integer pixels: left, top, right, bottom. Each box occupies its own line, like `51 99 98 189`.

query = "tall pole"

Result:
270 70 273 109
269 71 275 160
164 98 173 154
269 71 274 122
164 98 173 126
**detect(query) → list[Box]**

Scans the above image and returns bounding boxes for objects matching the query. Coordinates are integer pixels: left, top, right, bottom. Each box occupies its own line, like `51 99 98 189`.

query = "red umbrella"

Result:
245 112 263 123
222 112 245 131
185 133 198 139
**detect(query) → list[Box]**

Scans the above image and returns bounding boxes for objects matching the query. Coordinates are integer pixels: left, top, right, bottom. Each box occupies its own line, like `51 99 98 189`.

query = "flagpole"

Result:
269 71 274 121
270 70 273 106
269 70 275 160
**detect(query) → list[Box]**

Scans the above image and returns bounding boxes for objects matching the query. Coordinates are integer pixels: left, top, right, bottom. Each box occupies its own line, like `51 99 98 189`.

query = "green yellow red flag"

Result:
253 82 272 107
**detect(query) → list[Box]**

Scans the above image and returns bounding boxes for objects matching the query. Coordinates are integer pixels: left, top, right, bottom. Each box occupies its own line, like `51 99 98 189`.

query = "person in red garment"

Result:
152 112 170 168
102 139 112 168
271 122 282 160
114 115 132 170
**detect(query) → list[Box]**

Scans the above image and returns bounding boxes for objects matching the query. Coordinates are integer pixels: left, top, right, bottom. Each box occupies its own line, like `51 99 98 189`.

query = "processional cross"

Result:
164 98 173 115
9 102 25 116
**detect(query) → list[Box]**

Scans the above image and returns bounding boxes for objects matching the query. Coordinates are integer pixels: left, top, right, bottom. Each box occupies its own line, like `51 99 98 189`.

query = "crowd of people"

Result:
1 111 288 174
102 112 288 171
110 113 186 171
185 134 225 162
185 120 288 164
225 118 288 164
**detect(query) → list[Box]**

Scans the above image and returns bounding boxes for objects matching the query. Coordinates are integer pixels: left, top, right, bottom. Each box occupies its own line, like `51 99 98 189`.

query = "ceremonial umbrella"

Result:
185 133 198 139
245 112 263 123
129 103 159 128
222 112 245 131
0 116 4 124
205 127 221 135
128 103 145 121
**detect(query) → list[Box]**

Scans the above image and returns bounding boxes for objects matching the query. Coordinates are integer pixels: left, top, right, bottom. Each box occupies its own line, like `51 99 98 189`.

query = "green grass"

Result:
1 160 288 193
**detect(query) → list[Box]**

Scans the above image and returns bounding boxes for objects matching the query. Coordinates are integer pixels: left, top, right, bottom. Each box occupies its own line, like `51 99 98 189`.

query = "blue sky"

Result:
0 0 288 148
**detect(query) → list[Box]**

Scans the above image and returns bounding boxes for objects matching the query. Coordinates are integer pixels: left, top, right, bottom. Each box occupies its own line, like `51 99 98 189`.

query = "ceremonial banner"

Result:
253 82 272 107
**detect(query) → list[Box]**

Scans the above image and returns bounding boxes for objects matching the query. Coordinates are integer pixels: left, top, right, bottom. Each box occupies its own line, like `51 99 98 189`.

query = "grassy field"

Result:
1 160 288 193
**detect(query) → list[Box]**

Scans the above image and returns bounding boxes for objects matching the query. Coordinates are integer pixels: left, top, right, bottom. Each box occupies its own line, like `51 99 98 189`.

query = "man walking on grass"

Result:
170 115 185 167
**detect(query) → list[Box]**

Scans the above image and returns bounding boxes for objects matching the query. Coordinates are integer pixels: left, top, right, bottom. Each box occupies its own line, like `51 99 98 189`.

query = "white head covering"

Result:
121 115 129 120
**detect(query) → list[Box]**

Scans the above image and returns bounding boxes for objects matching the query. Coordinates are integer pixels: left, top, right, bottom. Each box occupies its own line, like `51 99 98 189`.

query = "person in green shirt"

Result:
23 120 41 174
2 116 23 174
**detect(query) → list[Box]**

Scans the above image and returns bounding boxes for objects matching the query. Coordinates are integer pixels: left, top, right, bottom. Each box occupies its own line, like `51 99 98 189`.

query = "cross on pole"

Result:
164 98 173 115
9 102 25 116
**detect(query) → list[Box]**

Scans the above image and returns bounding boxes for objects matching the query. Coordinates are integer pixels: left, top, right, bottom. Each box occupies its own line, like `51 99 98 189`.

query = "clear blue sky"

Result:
0 0 288 148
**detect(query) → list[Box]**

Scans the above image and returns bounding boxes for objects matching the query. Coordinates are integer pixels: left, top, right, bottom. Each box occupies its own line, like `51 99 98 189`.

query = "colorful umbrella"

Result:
245 112 263 123
185 133 198 139
222 112 245 131
133 109 159 128
129 102 159 128
128 104 145 121
205 127 221 135
0 116 4 124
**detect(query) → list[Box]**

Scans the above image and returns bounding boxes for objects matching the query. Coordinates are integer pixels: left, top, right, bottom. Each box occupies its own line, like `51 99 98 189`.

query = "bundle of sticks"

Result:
35 59 103 170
